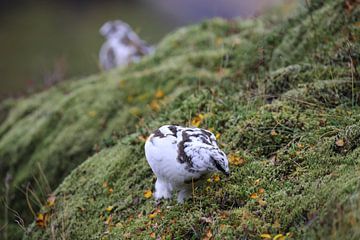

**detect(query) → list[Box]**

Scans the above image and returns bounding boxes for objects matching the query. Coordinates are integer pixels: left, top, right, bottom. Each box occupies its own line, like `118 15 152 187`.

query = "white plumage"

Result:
145 125 229 203
99 20 154 70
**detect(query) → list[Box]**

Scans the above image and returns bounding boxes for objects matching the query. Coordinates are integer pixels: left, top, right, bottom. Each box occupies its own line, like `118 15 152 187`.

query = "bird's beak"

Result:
224 171 230 177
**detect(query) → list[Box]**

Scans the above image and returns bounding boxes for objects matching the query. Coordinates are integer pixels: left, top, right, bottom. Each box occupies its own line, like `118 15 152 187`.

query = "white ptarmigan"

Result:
99 20 154 70
145 125 229 203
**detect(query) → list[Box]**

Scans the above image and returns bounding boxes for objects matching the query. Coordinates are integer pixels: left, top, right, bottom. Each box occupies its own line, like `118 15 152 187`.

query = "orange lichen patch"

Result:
202 229 213 240
36 213 49 228
215 132 221 139
273 233 286 240
148 208 161 219
191 114 205 127
150 100 161 112
270 129 278 136
105 206 114 212
154 90 165 99
335 138 345 147
260 233 272 239
47 195 56 207
144 190 153 199
213 175 220 182
228 154 245 166
258 188 265 194
250 193 258 199
207 127 215 132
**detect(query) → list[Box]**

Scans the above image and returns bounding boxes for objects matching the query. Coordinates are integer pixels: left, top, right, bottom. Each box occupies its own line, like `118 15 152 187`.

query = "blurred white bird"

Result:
145 125 229 203
99 20 154 70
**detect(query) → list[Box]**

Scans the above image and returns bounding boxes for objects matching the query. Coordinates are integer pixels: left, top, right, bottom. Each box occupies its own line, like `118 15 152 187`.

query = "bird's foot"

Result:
177 189 191 203
154 190 172 200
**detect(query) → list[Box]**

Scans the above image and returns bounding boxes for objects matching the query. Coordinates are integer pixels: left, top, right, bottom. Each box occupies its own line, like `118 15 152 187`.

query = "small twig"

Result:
281 95 319 107
15 186 40 208
25 184 37 218
0 223 8 233
319 129 340 139
37 162 52 194
32 175 47 201
3 202 27 233
284 136 302 149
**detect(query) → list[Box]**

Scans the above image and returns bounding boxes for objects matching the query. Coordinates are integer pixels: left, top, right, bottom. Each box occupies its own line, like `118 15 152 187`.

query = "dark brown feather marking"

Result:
201 129 212 138
188 133 212 146
153 129 166 138
177 131 191 164
177 130 199 173
150 129 166 144
168 125 178 136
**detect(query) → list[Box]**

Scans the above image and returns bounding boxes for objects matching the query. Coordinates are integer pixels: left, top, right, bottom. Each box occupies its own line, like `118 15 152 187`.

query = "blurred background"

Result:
0 0 292 101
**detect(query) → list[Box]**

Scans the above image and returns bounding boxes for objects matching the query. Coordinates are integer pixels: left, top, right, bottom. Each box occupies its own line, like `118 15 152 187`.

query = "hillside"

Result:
1 0 359 239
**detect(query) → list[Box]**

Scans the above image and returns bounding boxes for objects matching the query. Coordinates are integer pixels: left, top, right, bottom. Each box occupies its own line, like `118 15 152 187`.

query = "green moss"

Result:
282 79 360 108
0 0 359 239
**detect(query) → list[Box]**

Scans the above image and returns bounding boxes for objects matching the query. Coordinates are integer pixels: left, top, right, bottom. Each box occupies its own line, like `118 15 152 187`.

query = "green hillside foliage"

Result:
0 0 359 239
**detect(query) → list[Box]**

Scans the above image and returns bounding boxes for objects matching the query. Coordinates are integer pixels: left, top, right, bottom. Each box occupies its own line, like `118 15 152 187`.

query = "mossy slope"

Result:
0 0 359 239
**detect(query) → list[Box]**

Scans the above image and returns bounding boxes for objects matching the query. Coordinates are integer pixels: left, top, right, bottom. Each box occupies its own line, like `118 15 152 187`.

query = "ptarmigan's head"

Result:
175 127 230 177
99 20 131 40
208 148 230 176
